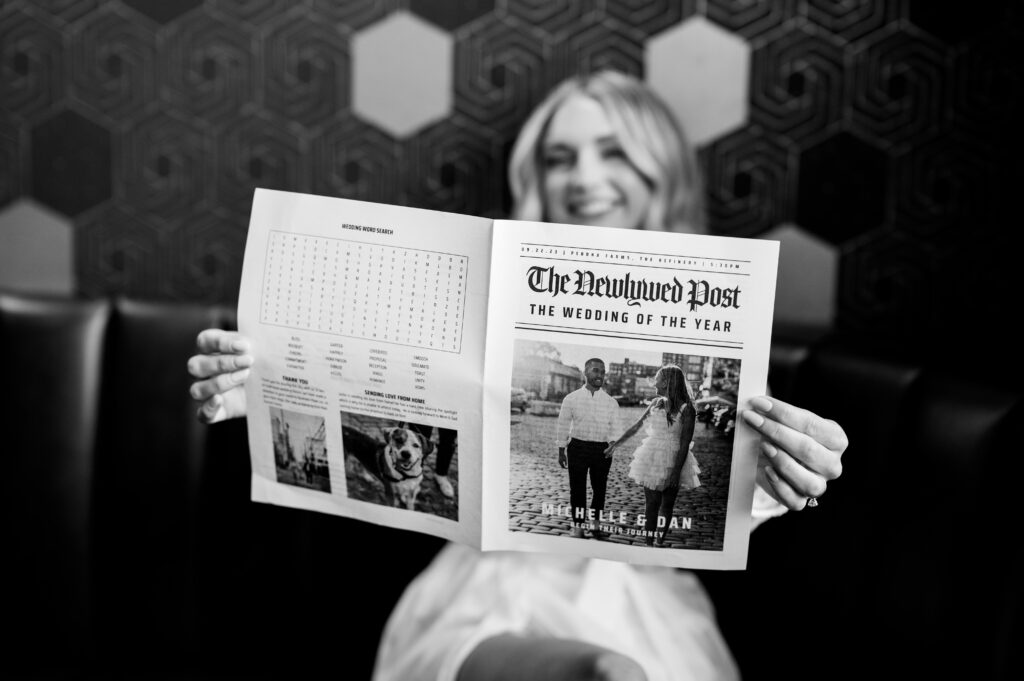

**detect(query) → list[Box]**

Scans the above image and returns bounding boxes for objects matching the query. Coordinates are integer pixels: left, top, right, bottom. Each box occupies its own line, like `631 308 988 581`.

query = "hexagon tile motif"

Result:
261 12 350 132
31 109 112 217
761 222 838 329
0 7 65 121
409 0 494 31
504 0 597 38
646 16 751 147
311 113 403 203
796 130 888 245
605 0 690 37
167 209 247 303
352 11 454 138
161 10 257 125
121 0 202 25
75 205 164 299
216 113 307 214
0 199 74 295
702 125 792 236
705 0 791 39
70 7 157 120
0 0 1013 347
120 108 210 217
453 13 552 137
562 18 645 80
309 0 394 32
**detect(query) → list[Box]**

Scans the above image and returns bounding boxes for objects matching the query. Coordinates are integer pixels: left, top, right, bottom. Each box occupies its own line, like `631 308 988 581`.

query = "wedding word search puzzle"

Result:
259 231 468 353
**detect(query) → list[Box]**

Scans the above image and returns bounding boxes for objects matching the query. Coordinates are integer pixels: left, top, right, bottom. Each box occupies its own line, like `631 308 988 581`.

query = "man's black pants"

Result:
567 438 612 527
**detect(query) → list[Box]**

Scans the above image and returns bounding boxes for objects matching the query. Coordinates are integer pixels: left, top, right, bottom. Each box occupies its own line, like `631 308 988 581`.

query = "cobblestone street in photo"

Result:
508 406 733 551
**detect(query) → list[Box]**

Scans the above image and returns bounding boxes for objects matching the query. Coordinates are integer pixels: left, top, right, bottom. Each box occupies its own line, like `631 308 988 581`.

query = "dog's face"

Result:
384 427 425 476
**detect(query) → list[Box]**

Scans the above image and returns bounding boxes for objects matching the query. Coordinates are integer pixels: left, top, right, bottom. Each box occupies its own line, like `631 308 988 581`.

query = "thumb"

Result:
197 394 226 424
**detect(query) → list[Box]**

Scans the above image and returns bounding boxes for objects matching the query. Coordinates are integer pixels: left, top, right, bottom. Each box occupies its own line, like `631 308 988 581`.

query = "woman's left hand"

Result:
741 396 848 511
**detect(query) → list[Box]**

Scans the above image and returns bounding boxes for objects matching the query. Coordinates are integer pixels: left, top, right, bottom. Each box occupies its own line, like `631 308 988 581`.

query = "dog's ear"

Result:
415 431 433 455
389 427 410 446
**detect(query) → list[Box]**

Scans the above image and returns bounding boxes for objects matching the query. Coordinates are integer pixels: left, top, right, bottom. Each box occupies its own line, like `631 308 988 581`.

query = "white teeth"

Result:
571 199 617 216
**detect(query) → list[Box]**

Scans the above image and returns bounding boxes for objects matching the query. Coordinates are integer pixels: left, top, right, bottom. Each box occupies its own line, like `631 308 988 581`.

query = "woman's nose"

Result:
570 148 605 188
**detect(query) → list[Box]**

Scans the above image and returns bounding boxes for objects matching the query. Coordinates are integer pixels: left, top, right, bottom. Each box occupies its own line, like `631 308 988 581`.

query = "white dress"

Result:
372 489 789 681
372 543 740 681
627 402 701 491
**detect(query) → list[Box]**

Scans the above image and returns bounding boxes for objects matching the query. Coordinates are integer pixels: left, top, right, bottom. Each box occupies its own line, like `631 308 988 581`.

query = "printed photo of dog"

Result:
341 410 459 521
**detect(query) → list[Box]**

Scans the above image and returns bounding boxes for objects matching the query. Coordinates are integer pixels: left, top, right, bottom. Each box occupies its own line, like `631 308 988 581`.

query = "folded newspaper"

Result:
239 188 778 569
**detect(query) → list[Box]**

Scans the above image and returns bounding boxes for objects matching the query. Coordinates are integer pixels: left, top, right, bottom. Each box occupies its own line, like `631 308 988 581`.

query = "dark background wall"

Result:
1 0 1019 356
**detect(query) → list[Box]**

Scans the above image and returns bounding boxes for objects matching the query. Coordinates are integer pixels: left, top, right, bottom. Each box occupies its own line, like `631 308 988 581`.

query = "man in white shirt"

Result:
556 358 620 539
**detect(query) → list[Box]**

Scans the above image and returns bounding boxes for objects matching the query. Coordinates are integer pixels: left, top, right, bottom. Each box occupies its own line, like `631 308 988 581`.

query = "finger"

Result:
742 401 842 480
759 462 811 511
760 440 828 498
750 396 848 452
197 394 226 424
189 369 250 401
196 328 251 355
754 459 784 506
187 352 254 379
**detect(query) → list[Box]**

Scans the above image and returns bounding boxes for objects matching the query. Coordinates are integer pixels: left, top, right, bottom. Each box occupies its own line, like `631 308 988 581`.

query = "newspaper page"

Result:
481 220 778 569
238 189 493 547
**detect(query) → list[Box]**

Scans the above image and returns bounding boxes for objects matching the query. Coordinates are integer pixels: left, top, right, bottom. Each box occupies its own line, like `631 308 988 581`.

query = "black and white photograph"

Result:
340 410 459 520
4 2 1018 678
270 406 330 493
508 339 740 550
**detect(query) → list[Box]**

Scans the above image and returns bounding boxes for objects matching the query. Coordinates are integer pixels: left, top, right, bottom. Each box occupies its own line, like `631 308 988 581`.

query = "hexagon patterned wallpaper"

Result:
1 0 1019 352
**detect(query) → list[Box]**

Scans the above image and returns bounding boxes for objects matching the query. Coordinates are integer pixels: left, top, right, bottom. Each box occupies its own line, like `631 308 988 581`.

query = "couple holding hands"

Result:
556 358 702 546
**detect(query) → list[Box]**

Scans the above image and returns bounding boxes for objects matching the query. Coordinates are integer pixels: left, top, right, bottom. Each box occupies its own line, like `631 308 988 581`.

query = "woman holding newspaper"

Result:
188 71 847 681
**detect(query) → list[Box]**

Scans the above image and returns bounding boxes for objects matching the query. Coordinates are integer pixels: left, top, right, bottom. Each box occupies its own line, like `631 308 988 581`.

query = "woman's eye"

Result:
602 146 628 160
543 153 573 169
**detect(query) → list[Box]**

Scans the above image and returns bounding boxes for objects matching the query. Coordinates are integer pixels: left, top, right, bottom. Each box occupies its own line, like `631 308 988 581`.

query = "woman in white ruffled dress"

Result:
606 364 700 547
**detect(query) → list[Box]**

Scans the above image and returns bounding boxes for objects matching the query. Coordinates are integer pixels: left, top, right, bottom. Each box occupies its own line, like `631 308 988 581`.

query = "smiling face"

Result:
584 360 606 390
540 94 654 230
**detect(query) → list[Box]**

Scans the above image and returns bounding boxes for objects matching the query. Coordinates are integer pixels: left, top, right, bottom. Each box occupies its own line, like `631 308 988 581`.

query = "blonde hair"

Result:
654 364 694 424
508 70 706 233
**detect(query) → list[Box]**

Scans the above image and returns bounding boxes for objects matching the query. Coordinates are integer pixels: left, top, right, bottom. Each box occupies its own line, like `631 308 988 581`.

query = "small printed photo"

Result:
271 407 330 493
508 339 740 551
340 410 459 521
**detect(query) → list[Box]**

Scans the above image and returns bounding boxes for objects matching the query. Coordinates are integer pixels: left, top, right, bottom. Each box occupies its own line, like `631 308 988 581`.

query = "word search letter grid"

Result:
260 231 468 353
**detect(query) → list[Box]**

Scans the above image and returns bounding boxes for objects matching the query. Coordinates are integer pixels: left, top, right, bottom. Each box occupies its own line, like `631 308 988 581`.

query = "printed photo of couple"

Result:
508 339 740 550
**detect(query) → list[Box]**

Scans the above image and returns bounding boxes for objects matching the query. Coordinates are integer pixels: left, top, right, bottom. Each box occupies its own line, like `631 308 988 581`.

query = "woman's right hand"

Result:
187 329 254 423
